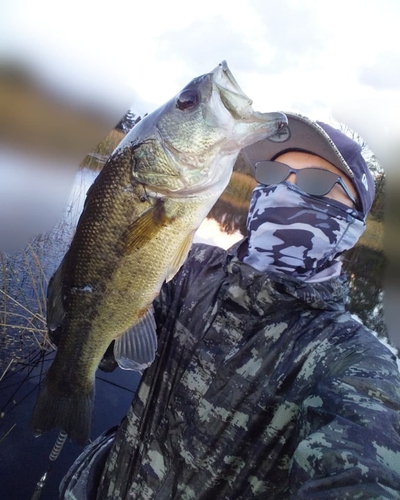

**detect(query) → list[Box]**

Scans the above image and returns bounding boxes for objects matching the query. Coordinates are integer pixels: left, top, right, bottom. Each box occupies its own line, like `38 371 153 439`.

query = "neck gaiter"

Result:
242 182 366 281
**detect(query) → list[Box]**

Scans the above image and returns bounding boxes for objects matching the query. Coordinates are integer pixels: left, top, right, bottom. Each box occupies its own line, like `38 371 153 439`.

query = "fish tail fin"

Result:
32 373 94 446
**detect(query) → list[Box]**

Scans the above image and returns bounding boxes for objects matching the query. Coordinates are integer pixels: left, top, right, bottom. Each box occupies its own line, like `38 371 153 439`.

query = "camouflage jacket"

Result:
65 243 400 499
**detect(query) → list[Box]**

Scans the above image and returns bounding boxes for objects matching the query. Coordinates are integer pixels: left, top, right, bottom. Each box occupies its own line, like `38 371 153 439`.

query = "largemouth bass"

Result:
32 61 287 445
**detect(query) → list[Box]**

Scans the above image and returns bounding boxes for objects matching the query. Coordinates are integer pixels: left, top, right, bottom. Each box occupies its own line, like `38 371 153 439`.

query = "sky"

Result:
1 0 400 251
2 0 400 121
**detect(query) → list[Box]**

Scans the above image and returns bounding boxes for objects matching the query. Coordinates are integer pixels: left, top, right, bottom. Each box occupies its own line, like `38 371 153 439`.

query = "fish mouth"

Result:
212 61 254 120
212 61 287 132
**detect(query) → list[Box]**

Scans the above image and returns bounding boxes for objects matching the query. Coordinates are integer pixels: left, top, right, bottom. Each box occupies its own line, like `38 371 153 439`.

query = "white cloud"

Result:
3 0 400 134
359 51 400 90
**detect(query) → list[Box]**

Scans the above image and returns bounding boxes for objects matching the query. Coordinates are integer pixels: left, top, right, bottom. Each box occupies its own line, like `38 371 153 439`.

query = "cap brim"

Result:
242 112 354 180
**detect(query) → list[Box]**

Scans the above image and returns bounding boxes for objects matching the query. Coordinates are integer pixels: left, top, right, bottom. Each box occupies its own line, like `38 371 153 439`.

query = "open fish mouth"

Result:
212 61 256 120
212 61 287 134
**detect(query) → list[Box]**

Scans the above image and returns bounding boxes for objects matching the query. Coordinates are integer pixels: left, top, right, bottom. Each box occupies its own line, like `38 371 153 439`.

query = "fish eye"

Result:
176 89 199 111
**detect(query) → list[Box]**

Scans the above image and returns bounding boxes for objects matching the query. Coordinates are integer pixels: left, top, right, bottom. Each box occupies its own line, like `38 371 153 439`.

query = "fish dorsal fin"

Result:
114 308 158 372
123 200 170 253
166 231 195 282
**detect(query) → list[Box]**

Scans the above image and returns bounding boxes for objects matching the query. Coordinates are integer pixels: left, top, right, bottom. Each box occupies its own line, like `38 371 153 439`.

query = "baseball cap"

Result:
242 112 375 216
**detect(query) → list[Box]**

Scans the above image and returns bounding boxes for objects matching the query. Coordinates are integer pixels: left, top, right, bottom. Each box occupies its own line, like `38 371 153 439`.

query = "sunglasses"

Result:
254 160 358 208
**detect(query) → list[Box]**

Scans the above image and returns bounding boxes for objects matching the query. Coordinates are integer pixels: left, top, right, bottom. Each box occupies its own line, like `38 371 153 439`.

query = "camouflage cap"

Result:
242 112 375 216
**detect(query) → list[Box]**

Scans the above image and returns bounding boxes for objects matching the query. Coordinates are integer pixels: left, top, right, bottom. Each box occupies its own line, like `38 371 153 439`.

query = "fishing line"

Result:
0 363 37 413
1 347 42 380
0 359 40 413
0 372 43 391
96 375 137 393
1 347 47 383
0 348 52 413
2 382 44 415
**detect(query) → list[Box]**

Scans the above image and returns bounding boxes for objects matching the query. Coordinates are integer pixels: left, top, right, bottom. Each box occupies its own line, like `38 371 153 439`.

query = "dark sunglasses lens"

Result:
297 168 338 196
255 161 290 185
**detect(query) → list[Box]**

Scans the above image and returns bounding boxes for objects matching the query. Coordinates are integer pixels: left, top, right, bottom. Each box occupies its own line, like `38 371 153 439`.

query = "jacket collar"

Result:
225 239 348 313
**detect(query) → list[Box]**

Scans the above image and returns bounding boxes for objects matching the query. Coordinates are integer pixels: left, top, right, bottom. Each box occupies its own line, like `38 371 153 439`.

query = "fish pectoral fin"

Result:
47 264 65 345
166 231 195 282
123 200 170 253
114 308 158 372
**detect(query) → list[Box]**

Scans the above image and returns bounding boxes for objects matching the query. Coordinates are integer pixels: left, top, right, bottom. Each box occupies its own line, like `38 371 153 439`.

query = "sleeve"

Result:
289 330 400 499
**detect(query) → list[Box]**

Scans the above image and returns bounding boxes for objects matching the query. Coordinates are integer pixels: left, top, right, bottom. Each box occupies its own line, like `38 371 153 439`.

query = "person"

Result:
61 113 400 499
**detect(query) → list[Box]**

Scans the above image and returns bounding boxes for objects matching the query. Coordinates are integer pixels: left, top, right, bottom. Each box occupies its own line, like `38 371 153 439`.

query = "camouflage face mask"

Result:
242 182 366 281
